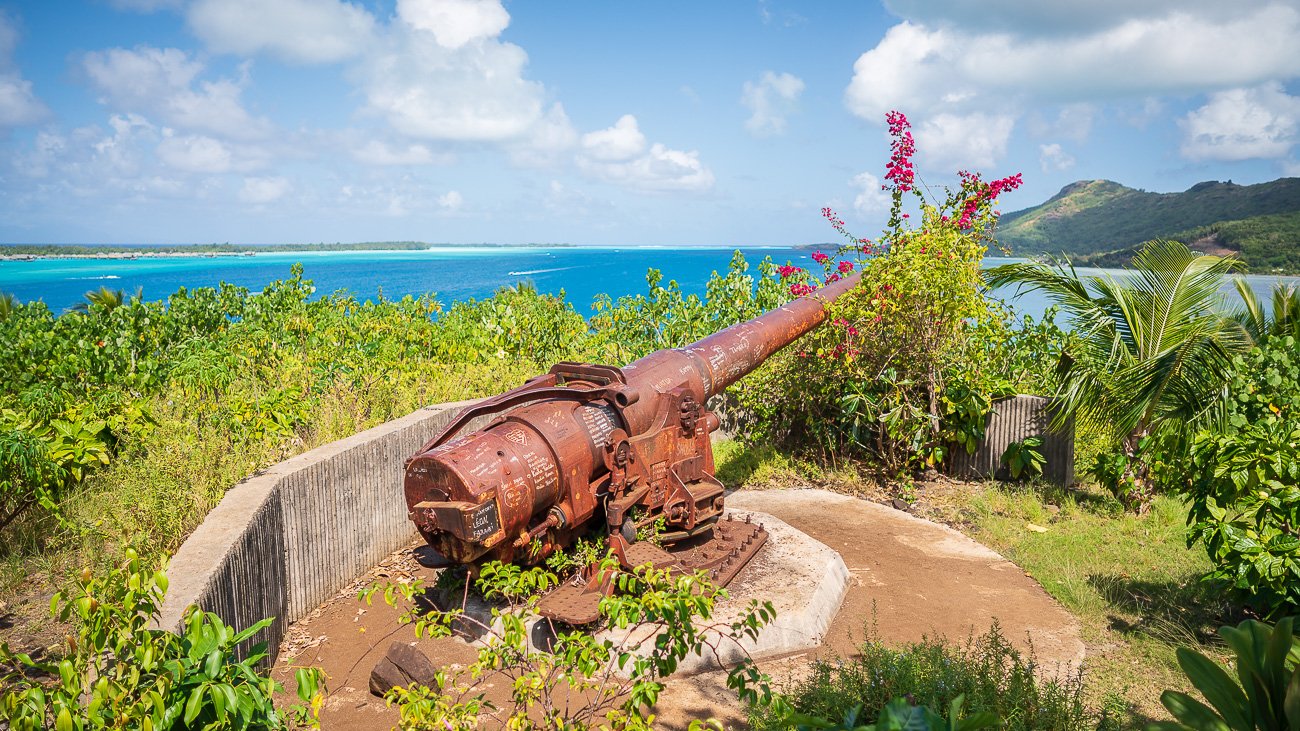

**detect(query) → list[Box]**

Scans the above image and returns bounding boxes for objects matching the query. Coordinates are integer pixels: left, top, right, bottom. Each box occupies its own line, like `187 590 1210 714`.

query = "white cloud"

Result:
850 172 889 216
915 113 1015 170
351 139 441 166
741 71 805 136
1029 103 1095 142
83 47 273 141
0 13 47 127
188 0 376 64
845 3 1300 168
157 133 234 173
1282 159 1300 176
356 11 544 142
238 176 291 204
437 190 464 211
577 116 715 192
508 102 578 167
580 114 646 162
1180 82 1300 161
396 0 509 50
1039 143 1076 172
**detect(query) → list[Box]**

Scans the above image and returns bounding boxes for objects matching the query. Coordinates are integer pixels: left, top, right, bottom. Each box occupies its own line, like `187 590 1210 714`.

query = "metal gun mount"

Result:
404 271 862 623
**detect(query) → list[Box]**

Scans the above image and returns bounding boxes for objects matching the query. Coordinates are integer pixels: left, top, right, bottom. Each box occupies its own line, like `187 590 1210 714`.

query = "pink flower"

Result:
837 260 855 274
811 251 829 264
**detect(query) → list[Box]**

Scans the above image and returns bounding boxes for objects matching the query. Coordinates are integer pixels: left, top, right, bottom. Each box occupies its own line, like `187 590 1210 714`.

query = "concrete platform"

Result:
594 509 848 675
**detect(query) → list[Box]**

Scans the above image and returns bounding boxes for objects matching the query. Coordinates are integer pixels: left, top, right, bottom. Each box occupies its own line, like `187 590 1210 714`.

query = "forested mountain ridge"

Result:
995 177 1300 271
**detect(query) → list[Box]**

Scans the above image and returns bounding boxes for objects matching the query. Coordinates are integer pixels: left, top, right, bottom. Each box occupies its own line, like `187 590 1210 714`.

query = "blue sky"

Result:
1 0 1298 246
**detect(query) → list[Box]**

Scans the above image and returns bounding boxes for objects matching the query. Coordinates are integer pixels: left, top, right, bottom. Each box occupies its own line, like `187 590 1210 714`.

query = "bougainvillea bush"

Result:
732 111 1061 475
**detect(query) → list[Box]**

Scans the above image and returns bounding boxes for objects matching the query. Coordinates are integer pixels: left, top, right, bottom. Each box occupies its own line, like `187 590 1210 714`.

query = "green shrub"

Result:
1173 338 1300 616
1002 437 1046 480
363 556 778 730
749 624 1097 731
0 547 323 730
788 695 999 731
1148 616 1299 731
732 112 1053 475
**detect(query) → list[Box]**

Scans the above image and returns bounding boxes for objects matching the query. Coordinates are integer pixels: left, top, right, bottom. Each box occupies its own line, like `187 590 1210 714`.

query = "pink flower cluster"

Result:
811 251 829 264
953 170 1023 229
821 207 876 255
789 282 816 296
777 264 802 278
884 111 915 194
837 260 854 274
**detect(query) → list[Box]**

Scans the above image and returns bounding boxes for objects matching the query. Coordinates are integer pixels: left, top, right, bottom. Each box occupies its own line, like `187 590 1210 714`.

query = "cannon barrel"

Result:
404 271 861 565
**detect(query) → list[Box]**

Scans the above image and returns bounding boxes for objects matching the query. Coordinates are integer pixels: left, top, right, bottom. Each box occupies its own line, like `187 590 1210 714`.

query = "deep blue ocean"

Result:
2 245 1297 321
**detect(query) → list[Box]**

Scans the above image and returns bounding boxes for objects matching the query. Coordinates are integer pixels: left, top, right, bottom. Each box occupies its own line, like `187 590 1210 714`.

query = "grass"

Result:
750 624 1104 731
714 439 1235 727
0 359 541 650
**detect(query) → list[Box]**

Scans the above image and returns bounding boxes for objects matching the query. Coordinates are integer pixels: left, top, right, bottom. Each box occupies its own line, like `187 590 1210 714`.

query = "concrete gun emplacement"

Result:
403 271 862 622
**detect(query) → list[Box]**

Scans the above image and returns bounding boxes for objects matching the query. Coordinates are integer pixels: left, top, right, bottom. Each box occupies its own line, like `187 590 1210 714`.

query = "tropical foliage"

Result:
731 112 1058 476
1149 617 1300 731
0 548 323 730
1170 339 1300 616
363 556 778 730
987 240 1247 510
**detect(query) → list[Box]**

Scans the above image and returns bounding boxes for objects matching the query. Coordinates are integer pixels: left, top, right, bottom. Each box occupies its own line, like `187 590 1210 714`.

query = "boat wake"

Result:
507 266 575 276
76 275 122 280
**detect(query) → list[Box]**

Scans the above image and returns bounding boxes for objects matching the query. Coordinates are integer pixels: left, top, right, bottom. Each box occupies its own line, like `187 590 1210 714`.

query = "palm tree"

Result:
1231 278 1300 345
986 240 1246 510
70 286 142 313
0 291 16 320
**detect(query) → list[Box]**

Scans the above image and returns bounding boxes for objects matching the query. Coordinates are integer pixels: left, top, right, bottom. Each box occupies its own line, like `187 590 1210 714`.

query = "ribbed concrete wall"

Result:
157 399 486 661
946 395 1074 486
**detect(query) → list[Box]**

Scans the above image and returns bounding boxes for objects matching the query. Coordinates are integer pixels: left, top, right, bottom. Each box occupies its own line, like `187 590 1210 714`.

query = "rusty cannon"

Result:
403 271 861 623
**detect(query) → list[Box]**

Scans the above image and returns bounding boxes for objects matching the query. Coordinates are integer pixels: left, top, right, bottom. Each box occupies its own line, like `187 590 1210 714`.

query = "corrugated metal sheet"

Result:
946 395 1074 486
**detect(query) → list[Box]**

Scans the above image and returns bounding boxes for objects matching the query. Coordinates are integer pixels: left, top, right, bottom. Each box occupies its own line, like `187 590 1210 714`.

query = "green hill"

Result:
996 177 1300 271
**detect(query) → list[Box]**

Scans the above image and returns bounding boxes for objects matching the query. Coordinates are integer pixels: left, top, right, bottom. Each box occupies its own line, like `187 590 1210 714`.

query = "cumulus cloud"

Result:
850 172 890 216
157 133 234 173
437 189 464 211
508 102 578 167
741 71 805 136
356 4 545 142
0 12 47 127
1039 143 1076 172
845 3 1300 167
397 0 509 49
915 113 1015 170
1029 103 1095 142
1180 82 1300 161
188 0 376 64
238 176 291 204
580 114 645 161
351 139 442 166
577 115 714 192
83 47 273 141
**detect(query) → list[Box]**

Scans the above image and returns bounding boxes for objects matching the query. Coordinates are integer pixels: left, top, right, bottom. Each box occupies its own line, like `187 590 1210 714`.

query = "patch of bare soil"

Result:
273 484 1084 730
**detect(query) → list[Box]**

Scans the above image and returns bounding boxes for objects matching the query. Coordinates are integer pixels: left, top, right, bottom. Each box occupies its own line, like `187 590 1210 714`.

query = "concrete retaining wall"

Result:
946 394 1075 486
156 399 487 660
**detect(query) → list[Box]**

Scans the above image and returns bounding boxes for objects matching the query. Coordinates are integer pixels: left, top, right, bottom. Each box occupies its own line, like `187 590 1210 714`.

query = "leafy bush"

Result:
990 240 1247 512
1172 339 1300 616
749 624 1098 731
0 547 323 730
1148 616 1299 731
732 111 1049 476
1002 437 1046 480
788 696 999 731
363 556 778 730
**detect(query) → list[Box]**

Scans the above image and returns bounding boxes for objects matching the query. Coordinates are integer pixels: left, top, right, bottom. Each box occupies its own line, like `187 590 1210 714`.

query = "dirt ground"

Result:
271 486 1083 730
